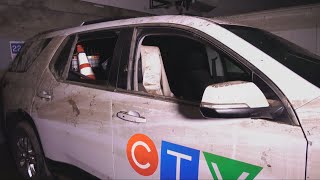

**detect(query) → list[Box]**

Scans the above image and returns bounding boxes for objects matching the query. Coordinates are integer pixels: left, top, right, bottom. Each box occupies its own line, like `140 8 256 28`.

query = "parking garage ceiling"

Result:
81 0 320 16
1 0 319 41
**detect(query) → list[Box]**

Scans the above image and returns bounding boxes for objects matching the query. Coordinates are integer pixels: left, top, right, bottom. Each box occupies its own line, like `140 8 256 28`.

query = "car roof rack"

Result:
35 25 75 37
80 16 146 26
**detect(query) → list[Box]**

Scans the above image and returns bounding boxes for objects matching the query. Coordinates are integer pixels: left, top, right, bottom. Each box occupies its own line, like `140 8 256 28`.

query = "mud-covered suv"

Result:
1 16 320 179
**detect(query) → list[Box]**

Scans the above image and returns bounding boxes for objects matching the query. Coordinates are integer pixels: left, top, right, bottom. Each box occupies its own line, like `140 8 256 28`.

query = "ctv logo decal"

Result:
127 134 262 179
160 141 200 179
203 152 262 180
126 134 159 176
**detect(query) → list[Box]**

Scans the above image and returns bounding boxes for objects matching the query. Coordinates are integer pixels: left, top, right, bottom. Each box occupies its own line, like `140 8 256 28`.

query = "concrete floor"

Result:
0 132 96 180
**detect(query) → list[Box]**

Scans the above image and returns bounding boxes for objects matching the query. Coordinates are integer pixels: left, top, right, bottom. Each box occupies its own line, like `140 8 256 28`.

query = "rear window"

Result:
10 38 52 72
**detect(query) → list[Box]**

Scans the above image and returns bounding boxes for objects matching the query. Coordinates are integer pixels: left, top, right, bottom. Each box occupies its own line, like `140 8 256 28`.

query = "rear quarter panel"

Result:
2 36 66 124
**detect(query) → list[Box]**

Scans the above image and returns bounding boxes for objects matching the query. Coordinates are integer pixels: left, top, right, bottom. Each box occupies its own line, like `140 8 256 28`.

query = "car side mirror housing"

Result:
200 81 276 118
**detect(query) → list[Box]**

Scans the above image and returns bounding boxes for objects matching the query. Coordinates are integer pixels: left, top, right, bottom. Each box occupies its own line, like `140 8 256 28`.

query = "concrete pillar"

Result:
215 3 320 55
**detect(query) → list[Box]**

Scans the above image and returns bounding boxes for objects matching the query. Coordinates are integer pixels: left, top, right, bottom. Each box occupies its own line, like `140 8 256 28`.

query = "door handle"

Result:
37 91 52 100
116 111 146 123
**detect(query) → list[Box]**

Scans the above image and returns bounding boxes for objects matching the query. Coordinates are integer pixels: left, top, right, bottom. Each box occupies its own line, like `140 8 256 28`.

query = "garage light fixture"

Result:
149 0 217 14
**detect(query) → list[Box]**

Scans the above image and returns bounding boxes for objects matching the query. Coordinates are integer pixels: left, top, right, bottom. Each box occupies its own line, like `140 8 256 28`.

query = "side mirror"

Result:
200 81 282 119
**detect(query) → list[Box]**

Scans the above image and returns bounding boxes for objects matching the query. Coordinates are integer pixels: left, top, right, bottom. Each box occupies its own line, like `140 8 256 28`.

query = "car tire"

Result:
9 121 52 179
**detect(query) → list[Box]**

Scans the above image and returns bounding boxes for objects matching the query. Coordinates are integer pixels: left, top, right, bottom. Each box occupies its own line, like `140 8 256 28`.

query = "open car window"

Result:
133 34 252 102
66 30 119 86
128 27 293 124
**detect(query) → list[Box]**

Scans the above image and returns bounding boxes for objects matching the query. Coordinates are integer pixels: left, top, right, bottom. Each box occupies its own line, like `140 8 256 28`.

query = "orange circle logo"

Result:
126 134 158 176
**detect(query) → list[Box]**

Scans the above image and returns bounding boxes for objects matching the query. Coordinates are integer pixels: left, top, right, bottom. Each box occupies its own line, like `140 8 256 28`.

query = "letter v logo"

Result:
203 152 263 180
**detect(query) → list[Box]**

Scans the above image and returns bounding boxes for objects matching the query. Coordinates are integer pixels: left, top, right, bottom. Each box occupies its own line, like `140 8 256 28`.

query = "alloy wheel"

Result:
16 136 37 178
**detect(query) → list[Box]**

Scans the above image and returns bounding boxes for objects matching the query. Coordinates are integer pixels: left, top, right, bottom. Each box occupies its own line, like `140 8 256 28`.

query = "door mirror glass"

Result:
200 81 274 118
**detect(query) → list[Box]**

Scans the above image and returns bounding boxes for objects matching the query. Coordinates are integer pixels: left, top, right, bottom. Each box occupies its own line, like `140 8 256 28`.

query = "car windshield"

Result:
222 24 320 88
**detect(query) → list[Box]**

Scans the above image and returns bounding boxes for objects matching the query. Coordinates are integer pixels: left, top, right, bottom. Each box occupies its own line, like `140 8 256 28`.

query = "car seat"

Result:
140 45 173 97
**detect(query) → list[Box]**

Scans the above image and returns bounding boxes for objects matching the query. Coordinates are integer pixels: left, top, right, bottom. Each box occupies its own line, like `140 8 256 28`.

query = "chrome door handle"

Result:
37 91 52 100
116 111 146 123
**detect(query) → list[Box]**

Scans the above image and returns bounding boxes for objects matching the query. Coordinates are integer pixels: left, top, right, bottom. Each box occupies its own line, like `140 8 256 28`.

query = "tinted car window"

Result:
10 38 52 72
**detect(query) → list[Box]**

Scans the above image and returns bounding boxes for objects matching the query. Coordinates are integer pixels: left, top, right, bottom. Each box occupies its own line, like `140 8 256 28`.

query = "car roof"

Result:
37 15 245 39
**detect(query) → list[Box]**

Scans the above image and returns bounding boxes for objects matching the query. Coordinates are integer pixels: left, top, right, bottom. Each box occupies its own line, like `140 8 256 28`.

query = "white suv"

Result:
1 15 320 179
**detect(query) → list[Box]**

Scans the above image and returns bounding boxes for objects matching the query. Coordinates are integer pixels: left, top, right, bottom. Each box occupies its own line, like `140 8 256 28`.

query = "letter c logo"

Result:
127 134 158 176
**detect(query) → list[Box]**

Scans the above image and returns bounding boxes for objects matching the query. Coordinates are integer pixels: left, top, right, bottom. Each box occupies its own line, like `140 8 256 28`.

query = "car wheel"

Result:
10 121 51 179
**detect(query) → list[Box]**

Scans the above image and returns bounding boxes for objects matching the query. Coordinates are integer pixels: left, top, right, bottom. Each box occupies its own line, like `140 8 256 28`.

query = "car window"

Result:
61 30 120 86
222 55 251 81
10 38 52 72
133 34 251 102
51 35 76 78
124 28 293 124
50 28 133 90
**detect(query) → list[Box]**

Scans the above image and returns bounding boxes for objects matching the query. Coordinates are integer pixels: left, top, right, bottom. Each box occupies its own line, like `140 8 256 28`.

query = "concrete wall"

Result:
0 0 147 73
0 38 14 73
216 4 320 56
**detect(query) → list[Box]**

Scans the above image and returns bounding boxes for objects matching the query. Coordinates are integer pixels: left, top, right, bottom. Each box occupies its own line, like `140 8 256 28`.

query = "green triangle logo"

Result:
203 151 263 180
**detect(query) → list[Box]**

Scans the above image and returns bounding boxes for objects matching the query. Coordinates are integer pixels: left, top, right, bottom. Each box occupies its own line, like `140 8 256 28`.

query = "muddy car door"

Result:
111 27 307 179
31 28 133 179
